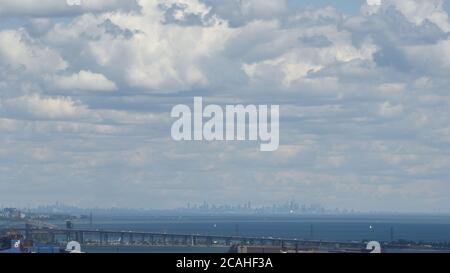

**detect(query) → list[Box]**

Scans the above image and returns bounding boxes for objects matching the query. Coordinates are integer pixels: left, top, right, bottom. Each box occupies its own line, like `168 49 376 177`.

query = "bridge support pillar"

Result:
48 232 55 244
79 232 84 244
25 223 32 240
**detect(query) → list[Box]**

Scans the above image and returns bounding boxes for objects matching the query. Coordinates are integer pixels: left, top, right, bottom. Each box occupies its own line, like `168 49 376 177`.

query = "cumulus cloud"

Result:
0 29 67 75
0 0 139 17
378 101 404 118
363 0 450 31
204 0 288 26
1 95 87 120
239 0 287 19
53 70 117 92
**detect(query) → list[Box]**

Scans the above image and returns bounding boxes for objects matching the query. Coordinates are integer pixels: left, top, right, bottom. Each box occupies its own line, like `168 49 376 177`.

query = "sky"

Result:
1 0 450 212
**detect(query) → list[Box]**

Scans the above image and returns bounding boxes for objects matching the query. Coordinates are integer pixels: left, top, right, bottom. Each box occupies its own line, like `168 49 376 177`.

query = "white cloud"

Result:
0 29 67 75
404 39 450 71
378 101 404 118
367 0 382 6
239 0 287 19
84 11 231 92
53 70 117 92
240 21 377 89
392 0 450 32
0 0 138 17
363 0 450 32
2 95 87 119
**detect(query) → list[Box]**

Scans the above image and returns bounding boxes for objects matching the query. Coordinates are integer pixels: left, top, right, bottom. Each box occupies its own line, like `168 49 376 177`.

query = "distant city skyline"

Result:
2 201 448 216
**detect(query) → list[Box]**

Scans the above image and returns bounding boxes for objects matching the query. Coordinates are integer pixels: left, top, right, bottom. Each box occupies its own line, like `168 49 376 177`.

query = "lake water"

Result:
73 214 450 243
3 214 450 253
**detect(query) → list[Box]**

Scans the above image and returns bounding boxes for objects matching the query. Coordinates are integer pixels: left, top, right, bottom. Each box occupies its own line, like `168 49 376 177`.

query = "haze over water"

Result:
71 214 450 243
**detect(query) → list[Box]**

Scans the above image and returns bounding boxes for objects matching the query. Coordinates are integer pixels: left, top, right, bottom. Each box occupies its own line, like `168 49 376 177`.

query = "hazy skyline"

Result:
1 0 450 212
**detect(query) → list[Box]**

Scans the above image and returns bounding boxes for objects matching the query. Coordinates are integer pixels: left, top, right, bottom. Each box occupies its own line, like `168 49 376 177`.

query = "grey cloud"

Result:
0 0 140 17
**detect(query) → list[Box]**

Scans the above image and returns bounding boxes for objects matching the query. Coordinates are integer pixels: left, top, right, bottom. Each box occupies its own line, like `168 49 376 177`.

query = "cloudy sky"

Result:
1 0 450 212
